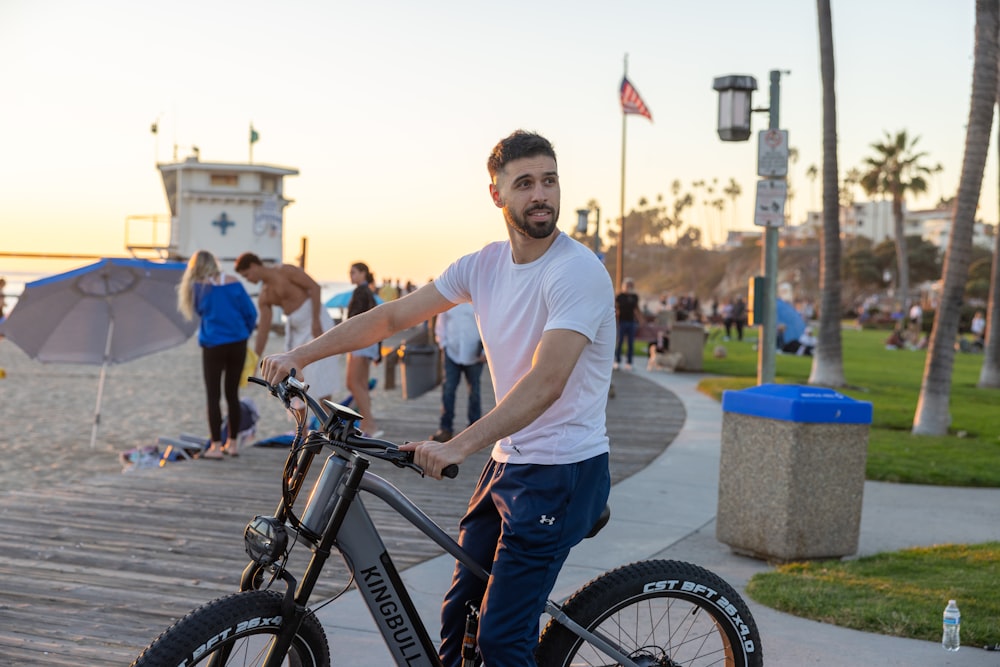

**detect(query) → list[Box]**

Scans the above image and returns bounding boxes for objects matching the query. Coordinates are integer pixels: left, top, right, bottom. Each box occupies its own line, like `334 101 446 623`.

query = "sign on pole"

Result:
754 179 787 227
757 129 789 177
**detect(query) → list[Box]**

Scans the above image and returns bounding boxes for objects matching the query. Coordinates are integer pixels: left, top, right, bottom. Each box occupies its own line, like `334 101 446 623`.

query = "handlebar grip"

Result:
441 464 459 479
248 377 268 387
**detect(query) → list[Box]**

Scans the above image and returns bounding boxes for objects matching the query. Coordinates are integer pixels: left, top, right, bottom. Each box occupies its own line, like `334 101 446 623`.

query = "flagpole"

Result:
249 123 254 164
618 111 627 292
617 54 628 292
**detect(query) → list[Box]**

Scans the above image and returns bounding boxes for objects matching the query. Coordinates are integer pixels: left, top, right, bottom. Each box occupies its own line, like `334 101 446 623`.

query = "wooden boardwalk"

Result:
0 369 685 665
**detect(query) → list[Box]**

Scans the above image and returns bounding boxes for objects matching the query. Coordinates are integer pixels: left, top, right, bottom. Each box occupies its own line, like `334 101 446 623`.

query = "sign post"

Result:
754 179 788 228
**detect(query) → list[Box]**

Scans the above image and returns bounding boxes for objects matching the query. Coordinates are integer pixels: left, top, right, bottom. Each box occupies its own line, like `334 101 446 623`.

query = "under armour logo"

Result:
539 515 556 526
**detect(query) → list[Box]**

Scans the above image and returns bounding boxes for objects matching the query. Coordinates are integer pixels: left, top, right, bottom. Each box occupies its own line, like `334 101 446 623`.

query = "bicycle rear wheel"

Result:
131 590 330 667
535 559 762 667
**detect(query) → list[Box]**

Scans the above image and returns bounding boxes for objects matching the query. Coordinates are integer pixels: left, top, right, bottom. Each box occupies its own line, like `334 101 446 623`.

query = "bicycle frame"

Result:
242 444 641 667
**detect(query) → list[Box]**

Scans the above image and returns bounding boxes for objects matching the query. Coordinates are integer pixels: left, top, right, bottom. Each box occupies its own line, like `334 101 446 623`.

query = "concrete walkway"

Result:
314 366 1000 666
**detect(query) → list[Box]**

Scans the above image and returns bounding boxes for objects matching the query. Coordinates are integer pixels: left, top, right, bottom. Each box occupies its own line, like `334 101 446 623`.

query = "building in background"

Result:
126 154 299 272
799 200 995 250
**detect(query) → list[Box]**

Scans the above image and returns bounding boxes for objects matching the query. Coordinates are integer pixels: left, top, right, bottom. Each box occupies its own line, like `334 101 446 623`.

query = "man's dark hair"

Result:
235 252 263 272
487 130 556 180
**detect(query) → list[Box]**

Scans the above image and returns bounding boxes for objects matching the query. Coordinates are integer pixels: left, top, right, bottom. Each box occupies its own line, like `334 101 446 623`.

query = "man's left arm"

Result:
405 328 588 478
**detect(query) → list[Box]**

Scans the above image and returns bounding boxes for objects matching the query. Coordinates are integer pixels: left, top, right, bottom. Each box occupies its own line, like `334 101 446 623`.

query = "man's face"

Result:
238 264 261 284
490 155 560 240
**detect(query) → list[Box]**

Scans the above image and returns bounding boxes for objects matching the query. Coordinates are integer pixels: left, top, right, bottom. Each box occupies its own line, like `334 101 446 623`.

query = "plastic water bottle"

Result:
942 599 961 651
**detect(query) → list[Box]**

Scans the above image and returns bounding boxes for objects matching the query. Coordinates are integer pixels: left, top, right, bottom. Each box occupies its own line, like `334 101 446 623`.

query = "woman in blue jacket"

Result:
178 251 258 459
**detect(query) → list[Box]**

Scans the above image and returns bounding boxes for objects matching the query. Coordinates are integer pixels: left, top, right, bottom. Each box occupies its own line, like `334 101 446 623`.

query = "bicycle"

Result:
131 372 762 667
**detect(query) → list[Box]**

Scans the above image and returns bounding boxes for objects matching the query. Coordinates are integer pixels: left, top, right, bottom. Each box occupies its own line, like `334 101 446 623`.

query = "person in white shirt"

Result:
260 130 614 666
431 302 486 443
971 310 986 345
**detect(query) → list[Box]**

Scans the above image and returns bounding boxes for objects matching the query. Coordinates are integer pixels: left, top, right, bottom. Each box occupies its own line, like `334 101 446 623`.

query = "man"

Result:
613 277 641 370
431 301 486 443
234 253 342 402
260 130 615 666
726 295 748 342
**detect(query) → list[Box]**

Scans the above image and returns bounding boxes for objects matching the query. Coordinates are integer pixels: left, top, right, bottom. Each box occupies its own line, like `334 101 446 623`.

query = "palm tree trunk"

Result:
809 0 845 387
892 196 911 312
979 161 1000 386
914 0 998 433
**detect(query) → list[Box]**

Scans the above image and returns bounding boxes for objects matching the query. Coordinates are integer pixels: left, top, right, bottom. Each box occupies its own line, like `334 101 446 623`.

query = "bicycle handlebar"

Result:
247 374 459 479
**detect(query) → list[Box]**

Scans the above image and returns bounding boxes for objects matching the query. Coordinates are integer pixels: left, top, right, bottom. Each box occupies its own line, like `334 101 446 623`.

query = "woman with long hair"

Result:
345 261 382 437
178 251 258 459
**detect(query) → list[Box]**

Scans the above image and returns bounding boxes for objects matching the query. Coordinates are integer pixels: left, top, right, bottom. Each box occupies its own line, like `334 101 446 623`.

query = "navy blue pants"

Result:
615 320 638 364
440 356 484 432
438 453 610 666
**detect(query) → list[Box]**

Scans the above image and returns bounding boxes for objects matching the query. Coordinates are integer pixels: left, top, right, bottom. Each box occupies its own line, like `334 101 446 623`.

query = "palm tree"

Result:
806 163 819 210
913 0 998 434
723 178 742 230
859 130 932 313
979 63 1000 389
980 218 1000 387
808 0 845 387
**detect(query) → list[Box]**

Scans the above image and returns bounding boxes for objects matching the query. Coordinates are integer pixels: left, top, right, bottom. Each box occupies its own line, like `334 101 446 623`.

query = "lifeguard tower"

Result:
126 154 298 269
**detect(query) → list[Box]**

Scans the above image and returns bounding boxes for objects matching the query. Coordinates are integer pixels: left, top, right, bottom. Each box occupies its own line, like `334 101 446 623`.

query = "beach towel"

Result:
284 301 344 399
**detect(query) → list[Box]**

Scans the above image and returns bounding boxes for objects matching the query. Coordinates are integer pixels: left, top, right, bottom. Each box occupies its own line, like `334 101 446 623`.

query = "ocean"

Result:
0 260 353 319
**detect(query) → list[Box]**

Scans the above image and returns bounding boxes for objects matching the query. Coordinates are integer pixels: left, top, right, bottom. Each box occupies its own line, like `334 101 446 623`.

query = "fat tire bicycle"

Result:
131 373 762 667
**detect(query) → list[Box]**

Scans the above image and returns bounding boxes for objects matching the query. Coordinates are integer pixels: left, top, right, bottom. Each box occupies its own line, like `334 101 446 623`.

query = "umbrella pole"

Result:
90 319 114 449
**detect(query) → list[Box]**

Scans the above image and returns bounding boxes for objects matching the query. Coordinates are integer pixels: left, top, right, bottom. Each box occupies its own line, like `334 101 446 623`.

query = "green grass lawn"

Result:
746 543 1000 647
695 325 1000 487
680 325 1000 646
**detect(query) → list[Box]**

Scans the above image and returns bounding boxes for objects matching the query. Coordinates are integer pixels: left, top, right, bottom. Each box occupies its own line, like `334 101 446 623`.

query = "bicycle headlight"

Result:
244 516 288 565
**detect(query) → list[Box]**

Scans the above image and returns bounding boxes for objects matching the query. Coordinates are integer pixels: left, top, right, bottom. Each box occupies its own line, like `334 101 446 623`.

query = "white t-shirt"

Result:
434 232 615 465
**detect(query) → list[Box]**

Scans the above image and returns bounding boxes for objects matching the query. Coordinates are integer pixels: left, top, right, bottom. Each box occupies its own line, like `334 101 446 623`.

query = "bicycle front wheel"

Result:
131 590 330 667
536 559 762 667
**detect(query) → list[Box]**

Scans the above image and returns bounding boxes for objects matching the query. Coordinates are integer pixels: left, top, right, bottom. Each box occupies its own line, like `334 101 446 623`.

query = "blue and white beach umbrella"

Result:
0 258 197 447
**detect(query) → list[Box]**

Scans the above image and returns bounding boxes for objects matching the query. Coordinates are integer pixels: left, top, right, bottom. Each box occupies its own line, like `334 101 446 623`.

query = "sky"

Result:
1 0 993 285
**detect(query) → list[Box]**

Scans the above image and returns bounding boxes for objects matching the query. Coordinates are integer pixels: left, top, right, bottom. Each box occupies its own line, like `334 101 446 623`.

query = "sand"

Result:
0 333 332 493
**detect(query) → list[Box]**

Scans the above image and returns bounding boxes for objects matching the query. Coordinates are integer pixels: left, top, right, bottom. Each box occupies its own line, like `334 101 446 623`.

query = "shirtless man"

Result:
235 253 342 401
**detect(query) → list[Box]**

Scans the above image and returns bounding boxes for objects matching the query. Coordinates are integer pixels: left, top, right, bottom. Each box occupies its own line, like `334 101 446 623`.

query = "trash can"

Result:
669 322 706 371
716 384 873 562
398 341 439 400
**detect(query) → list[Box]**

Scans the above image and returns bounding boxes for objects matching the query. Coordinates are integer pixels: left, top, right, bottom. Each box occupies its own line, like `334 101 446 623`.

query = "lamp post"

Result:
575 202 602 254
713 70 787 385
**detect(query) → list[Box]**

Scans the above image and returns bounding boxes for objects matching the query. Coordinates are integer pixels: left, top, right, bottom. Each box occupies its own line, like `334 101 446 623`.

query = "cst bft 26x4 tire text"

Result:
131 590 330 667
535 559 763 667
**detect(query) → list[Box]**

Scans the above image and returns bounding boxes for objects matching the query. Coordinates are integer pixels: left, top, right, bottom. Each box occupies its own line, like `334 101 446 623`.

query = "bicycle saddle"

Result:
585 504 611 539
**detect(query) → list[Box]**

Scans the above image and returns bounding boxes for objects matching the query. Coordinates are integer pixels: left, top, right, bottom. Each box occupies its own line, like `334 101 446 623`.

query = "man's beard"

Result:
505 204 559 239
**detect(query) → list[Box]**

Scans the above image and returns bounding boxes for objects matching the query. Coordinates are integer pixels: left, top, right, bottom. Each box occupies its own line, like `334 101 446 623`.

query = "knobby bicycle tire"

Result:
131 590 331 667
535 559 762 667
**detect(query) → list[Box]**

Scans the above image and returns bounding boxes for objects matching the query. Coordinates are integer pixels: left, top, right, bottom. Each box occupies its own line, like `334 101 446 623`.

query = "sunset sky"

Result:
1 0 992 285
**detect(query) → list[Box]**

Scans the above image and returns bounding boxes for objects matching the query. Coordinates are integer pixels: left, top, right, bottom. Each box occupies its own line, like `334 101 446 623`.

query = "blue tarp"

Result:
776 299 806 344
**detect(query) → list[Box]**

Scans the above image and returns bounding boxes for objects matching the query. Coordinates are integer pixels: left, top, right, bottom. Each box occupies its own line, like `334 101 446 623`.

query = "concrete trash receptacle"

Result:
669 322 706 371
399 343 439 400
716 384 873 562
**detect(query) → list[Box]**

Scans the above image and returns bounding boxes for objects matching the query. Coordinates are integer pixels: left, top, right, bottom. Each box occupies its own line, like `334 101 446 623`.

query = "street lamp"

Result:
575 202 602 254
712 75 757 141
713 70 786 385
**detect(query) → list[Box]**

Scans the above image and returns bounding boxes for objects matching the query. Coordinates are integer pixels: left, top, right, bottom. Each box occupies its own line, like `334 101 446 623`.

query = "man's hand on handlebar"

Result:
260 351 306 387
399 439 467 481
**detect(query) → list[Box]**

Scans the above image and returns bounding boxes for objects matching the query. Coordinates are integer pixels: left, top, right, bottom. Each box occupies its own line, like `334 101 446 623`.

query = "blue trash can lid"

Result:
721 383 873 424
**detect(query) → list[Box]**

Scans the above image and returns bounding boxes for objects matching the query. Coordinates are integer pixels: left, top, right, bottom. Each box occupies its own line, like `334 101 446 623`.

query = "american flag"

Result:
620 77 652 121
